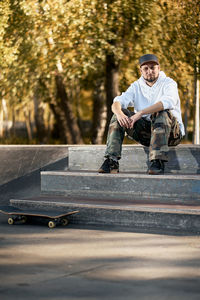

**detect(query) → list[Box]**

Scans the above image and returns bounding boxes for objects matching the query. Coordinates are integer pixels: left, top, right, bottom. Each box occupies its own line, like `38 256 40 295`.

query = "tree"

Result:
154 0 200 141
63 0 158 139
177 0 200 143
0 0 198 144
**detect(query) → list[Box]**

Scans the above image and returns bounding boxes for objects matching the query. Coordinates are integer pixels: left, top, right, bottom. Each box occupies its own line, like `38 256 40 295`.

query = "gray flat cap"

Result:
139 54 159 66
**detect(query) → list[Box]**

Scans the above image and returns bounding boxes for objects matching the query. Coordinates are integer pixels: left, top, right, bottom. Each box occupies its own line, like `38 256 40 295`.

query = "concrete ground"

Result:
1 214 200 300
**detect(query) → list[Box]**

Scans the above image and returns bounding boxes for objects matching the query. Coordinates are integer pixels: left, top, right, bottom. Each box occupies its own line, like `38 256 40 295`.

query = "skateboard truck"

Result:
8 215 27 225
48 218 69 229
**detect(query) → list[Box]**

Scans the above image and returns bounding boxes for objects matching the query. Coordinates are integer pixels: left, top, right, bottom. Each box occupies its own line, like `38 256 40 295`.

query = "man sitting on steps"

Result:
98 54 185 175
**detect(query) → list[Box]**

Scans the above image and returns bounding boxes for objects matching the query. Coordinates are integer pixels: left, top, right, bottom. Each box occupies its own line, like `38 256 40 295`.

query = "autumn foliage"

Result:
0 0 199 144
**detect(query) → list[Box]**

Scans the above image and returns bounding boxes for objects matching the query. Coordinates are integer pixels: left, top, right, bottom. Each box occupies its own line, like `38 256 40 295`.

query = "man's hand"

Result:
116 111 142 129
111 100 164 129
116 112 130 128
112 102 131 128
129 112 143 128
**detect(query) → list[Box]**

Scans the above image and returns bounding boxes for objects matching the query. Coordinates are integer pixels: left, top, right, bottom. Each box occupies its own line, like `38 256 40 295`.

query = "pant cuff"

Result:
104 154 120 161
149 152 168 162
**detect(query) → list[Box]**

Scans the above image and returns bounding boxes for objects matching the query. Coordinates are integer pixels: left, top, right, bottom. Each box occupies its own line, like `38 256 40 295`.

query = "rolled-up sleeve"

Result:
113 84 135 108
159 81 178 110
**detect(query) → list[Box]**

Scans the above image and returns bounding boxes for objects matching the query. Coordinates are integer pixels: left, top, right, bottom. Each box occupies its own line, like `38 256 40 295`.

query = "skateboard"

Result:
0 205 79 228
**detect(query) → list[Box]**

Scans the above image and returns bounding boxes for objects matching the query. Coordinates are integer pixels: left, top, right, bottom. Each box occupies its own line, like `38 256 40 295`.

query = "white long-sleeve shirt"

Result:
113 71 185 136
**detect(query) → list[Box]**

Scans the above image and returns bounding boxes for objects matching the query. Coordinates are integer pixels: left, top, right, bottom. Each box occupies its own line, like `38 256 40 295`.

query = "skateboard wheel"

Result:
8 217 14 225
61 218 69 226
48 221 56 228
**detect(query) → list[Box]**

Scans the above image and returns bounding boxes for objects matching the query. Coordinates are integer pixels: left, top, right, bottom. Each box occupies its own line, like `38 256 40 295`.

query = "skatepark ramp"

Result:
0 145 69 204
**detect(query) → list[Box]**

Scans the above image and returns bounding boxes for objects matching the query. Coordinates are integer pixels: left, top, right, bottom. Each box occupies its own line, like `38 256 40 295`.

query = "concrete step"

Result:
68 145 200 174
9 196 200 233
40 171 200 205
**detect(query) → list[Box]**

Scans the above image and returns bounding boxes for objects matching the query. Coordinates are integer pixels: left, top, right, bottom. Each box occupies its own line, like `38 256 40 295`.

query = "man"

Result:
98 54 185 175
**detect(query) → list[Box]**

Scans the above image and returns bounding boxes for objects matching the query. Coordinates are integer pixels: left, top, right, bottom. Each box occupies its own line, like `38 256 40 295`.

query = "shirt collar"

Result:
139 71 166 88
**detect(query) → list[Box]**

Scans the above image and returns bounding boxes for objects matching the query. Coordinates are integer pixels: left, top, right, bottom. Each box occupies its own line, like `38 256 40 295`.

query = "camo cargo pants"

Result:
105 108 182 162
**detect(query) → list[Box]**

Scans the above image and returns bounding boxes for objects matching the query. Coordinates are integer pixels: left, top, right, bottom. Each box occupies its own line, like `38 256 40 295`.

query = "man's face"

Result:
140 62 160 84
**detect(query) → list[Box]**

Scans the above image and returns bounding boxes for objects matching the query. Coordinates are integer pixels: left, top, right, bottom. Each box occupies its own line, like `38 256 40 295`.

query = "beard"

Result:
143 75 159 83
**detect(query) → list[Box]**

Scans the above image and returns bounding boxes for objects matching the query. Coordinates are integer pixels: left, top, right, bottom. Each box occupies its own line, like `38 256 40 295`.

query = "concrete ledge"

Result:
41 171 200 204
10 198 200 233
68 145 200 174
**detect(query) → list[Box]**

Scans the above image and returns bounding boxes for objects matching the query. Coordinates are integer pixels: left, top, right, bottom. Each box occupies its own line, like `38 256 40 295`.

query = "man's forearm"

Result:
111 101 123 115
111 100 164 129
140 101 164 116
112 101 164 116
129 101 164 128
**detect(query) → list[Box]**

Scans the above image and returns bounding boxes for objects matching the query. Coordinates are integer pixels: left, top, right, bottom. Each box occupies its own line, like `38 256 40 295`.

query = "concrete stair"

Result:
10 195 200 232
9 145 200 232
40 172 200 204
68 145 200 174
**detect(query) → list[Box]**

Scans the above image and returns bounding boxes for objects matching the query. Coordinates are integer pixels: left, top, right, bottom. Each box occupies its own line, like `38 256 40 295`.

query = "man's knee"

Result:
110 109 133 124
152 127 165 136
121 108 134 118
152 110 169 124
151 110 171 133
108 114 125 137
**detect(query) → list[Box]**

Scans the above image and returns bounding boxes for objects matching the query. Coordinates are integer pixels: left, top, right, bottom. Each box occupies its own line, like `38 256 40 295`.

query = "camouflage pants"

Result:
105 109 182 162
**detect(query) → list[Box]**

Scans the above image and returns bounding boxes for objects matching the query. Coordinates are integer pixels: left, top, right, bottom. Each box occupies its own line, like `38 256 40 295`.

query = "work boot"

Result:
98 158 119 174
148 159 165 175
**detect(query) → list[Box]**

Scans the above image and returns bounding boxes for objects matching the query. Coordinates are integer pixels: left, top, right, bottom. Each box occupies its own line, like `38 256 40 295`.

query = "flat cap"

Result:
139 54 159 66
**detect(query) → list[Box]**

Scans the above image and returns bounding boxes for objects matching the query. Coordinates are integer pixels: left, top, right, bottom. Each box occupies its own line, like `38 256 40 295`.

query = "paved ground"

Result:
0 214 200 300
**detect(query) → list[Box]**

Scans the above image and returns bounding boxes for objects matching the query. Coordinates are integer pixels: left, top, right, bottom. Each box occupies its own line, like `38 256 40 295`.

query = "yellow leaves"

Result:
0 0 197 129
20 0 39 17
0 1 11 37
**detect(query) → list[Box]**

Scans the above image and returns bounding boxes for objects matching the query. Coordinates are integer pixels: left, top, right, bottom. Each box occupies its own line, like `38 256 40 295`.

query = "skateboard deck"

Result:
0 205 79 228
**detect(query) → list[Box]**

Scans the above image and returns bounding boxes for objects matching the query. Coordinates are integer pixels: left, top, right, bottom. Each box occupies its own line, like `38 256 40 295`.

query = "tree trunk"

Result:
34 88 47 143
104 53 119 139
194 66 200 144
55 75 83 144
2 99 8 138
49 102 70 143
0 105 3 138
11 107 16 137
23 108 33 141
91 79 107 144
